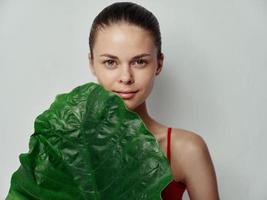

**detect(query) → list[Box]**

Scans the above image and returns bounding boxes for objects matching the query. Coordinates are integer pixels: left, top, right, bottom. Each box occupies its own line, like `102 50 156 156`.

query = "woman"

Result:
88 2 219 200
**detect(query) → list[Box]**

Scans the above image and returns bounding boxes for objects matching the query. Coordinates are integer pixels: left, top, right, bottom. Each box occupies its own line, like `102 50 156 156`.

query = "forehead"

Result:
93 23 157 56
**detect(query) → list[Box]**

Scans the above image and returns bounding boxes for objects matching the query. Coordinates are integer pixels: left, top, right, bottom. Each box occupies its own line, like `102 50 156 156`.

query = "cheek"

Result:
95 69 116 87
137 71 155 92
145 78 155 93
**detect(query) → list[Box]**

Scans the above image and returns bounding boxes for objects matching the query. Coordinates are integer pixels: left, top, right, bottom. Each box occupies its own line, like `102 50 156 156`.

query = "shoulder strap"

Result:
167 127 172 164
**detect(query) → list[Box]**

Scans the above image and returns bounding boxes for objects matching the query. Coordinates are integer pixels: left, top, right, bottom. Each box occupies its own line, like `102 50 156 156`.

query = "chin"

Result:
123 101 136 111
125 100 145 113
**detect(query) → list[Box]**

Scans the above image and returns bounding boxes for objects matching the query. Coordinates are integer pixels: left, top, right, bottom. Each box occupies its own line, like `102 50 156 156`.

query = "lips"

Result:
113 90 138 99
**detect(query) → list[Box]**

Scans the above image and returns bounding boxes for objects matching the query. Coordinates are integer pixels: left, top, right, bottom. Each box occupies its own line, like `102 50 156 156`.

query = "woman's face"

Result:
89 22 163 111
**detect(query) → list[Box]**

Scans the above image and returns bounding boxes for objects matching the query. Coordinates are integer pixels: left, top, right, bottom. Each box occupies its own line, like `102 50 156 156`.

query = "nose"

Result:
119 67 135 84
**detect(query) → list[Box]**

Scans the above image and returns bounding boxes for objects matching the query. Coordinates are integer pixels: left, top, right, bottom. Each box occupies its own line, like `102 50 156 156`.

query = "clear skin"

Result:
88 22 220 200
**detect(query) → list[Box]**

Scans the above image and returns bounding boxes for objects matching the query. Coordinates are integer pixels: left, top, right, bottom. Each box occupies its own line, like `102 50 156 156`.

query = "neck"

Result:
133 101 154 130
132 101 166 141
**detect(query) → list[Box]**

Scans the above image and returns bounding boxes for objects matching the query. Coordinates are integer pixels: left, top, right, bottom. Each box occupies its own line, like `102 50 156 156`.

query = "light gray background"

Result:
1 0 267 199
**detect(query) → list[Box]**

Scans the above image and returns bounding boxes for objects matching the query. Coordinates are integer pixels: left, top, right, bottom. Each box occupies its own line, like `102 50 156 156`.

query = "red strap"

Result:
167 127 172 164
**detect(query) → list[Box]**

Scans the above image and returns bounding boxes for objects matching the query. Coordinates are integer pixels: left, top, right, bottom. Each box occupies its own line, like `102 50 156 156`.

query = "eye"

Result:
103 59 117 69
132 59 147 68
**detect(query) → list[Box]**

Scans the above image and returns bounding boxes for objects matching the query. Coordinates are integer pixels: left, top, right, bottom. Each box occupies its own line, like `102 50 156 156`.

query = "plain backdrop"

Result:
1 0 267 199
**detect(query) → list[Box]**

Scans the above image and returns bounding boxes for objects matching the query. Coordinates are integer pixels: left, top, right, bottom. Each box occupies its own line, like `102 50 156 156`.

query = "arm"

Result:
172 132 220 200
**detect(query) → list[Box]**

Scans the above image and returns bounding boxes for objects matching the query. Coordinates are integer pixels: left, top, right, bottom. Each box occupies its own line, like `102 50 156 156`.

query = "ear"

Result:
155 53 164 76
88 52 96 76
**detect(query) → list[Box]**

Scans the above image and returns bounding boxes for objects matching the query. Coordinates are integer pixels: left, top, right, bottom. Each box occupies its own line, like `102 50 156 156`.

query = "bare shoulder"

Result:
170 128 213 181
170 128 219 199
171 128 208 153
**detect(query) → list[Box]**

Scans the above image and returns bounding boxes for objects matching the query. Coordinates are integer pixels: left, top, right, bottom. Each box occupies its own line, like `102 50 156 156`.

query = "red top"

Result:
161 127 186 200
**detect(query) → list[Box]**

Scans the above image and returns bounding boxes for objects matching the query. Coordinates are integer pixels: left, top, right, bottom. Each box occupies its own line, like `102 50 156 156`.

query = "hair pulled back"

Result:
89 2 162 59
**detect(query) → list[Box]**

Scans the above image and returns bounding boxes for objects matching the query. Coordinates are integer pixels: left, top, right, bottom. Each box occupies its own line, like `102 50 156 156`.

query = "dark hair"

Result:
89 2 162 59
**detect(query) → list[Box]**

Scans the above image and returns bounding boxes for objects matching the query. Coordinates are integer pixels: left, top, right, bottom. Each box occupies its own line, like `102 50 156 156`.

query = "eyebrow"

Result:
100 53 151 59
